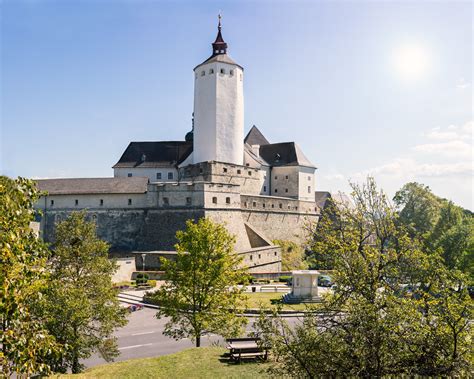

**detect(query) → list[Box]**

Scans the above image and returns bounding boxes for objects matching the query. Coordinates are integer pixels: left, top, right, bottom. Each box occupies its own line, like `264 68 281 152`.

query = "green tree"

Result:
394 183 473 276
255 178 472 377
393 182 441 237
152 218 248 347
41 211 127 373
0 176 60 377
274 240 308 271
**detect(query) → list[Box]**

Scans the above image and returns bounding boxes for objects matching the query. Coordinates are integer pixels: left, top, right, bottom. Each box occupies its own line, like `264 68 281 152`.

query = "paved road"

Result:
83 306 301 368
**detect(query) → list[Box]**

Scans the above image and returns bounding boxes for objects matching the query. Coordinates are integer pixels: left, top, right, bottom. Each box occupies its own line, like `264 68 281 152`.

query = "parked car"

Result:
318 275 333 287
127 304 144 312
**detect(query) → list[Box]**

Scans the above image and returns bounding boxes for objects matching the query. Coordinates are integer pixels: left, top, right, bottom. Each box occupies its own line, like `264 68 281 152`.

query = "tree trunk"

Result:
196 335 201 347
72 353 80 374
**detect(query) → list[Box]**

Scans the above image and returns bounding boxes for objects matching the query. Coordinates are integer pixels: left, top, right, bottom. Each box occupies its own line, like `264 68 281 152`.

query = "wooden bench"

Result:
226 338 269 363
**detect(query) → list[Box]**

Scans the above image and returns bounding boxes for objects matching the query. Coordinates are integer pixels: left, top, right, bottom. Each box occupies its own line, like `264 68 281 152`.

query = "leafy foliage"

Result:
394 182 473 276
255 177 472 377
0 176 61 377
40 211 128 373
152 218 249 347
273 240 308 271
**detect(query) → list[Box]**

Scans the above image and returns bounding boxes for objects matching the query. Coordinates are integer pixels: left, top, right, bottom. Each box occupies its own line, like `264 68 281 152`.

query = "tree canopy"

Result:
394 182 473 276
40 211 127 373
0 176 60 377
256 178 472 377
273 240 308 271
152 218 248 347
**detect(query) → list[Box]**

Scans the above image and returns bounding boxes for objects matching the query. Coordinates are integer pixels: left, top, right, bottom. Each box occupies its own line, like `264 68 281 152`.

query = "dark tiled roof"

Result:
244 125 270 146
259 142 316 168
36 177 149 195
113 141 193 169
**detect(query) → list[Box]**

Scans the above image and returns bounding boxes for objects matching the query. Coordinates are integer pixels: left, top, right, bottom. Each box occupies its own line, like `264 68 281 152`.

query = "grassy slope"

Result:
245 292 318 311
52 347 273 379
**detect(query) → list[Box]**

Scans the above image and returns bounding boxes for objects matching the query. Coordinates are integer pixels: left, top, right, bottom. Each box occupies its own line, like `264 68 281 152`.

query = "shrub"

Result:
279 275 292 284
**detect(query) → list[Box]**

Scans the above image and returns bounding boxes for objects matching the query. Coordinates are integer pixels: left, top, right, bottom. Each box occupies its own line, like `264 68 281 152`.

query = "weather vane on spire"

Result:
212 12 227 56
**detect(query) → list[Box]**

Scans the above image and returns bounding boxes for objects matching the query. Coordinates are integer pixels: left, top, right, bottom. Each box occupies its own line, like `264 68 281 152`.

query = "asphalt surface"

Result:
83 306 301 368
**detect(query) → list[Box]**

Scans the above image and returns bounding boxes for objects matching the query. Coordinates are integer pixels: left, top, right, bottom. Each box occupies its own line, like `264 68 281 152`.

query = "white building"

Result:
35 18 324 275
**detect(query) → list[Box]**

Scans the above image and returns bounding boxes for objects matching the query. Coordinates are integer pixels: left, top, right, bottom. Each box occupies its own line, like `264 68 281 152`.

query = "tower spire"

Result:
212 14 227 56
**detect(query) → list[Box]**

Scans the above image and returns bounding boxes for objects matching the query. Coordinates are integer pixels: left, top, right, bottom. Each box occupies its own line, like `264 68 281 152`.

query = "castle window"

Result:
285 188 288 193
75 199 78 206
275 189 278 193
163 197 169 205
220 68 225 74
128 173 132 177
226 197 231 204
246 163 250 166
229 69 234 76
262 203 266 208
128 199 132 206
288 205 291 209
271 204 274 208
252 201 256 207
50 199 54 206
308 186 311 193
237 169 241 174
244 202 248 207
263 186 266 192
285 175 289 179
274 251 277 256
250 255 253 261
199 168 203 174
209 68 214 74
168 172 173 180
186 197 192 205
295 206 298 210
274 176 278 180
201 71 205 76
258 254 261 259
212 197 217 204
223 167 228 173
279 203 282 209
156 173 162 180
100 199 104 206
248 171 252 176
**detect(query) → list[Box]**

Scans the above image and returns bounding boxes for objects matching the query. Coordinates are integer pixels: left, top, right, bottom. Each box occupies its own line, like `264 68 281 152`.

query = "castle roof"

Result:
113 141 193 168
194 16 243 71
244 125 270 146
259 142 316 169
36 177 149 195
194 52 243 71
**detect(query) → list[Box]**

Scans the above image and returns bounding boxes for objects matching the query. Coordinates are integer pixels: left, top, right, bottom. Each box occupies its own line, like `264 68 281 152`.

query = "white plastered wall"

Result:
193 61 244 165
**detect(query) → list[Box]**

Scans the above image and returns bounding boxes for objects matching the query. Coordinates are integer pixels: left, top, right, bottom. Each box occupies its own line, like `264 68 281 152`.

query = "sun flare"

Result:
393 44 430 80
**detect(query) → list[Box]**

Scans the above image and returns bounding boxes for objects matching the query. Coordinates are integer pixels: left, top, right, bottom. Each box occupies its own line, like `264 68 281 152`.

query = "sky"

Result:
1 0 472 209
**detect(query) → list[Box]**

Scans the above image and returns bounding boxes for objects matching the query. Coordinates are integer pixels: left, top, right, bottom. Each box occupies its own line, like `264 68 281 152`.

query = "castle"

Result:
35 19 323 274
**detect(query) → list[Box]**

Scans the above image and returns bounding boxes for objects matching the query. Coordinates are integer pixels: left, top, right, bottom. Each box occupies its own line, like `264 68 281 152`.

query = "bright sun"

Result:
393 44 429 80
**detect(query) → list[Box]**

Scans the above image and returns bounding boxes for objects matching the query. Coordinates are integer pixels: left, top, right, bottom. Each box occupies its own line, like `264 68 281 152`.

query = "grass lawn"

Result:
51 347 273 379
244 292 319 311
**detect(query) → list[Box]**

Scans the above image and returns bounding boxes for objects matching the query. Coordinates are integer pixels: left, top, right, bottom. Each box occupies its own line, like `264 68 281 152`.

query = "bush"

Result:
148 280 157 287
279 275 292 284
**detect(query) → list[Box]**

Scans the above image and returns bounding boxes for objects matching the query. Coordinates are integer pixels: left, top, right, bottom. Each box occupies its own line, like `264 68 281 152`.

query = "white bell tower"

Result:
192 16 244 165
